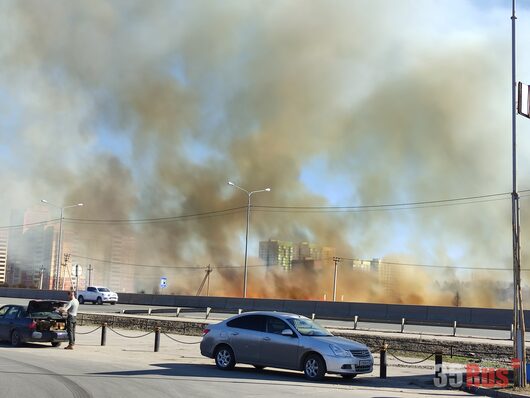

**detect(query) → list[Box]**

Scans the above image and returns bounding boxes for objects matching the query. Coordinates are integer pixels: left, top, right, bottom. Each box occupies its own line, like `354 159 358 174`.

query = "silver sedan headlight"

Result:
329 344 353 357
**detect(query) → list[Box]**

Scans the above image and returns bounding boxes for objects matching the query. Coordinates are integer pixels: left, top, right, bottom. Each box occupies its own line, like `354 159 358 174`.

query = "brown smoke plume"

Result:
0 1 528 308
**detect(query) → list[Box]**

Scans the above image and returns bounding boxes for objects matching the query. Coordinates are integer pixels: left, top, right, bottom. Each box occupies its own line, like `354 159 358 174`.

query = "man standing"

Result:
61 290 79 350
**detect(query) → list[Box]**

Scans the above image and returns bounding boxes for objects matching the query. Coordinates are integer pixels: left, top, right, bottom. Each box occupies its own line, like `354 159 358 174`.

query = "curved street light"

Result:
41 200 84 290
228 181 271 298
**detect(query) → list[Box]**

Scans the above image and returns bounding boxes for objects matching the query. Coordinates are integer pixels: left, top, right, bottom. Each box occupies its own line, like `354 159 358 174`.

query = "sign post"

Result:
160 277 167 292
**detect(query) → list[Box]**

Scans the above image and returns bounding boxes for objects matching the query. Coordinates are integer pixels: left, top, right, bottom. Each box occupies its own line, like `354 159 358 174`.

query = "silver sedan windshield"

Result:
287 318 333 336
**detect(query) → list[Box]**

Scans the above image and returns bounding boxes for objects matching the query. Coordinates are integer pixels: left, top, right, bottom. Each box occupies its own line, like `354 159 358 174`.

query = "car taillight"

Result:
202 328 210 335
29 321 37 330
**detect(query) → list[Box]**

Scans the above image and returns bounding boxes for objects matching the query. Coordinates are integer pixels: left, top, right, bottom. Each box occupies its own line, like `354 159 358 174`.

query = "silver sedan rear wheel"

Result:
215 346 235 370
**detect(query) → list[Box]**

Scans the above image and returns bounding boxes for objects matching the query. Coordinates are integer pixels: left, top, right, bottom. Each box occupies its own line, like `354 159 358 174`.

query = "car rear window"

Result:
226 315 266 332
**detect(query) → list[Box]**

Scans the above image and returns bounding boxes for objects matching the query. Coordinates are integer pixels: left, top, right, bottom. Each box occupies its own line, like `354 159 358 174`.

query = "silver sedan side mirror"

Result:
281 329 294 336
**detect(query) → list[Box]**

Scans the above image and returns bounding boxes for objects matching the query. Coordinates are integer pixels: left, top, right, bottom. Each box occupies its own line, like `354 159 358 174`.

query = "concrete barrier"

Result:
251 298 285 311
0 287 521 330
223 298 252 311
313 301 352 319
282 299 317 317
346 302 388 321
469 308 513 329
425 306 472 326
386 304 428 323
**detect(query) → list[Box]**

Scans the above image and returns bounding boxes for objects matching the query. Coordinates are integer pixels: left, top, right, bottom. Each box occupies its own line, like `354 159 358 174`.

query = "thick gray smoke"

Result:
1 1 529 306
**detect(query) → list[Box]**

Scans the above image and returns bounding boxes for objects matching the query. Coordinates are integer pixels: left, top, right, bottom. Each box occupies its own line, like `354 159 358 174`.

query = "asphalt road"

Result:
0 297 515 341
0 324 472 398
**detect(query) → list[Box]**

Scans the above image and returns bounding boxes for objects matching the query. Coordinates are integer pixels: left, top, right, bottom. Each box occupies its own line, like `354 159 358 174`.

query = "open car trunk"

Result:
27 300 67 332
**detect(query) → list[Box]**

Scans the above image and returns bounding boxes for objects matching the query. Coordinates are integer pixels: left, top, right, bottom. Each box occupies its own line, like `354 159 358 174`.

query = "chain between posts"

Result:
76 325 102 335
92 325 201 345
107 326 154 339
388 351 435 364
162 332 202 344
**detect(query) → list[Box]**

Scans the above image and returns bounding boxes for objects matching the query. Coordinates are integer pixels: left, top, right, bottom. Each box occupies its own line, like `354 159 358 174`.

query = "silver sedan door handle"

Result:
230 332 239 336
263 337 271 341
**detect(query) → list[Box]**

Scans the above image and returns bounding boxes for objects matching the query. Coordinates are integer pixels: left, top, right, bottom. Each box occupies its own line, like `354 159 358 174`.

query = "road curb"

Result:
463 385 530 398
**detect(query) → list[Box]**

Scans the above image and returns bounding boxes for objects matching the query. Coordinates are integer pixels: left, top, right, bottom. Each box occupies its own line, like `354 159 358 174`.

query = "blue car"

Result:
0 300 69 347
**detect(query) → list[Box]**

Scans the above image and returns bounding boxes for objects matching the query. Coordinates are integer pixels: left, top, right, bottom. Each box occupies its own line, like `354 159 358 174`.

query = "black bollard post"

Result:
154 327 160 352
101 323 107 346
435 351 443 379
435 351 443 367
380 341 388 379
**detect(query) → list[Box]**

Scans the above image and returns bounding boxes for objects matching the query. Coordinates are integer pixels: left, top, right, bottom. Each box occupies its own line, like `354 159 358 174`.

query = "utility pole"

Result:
61 253 71 290
74 264 79 297
511 0 526 387
206 264 212 297
87 264 93 287
39 265 45 290
332 257 340 302
196 265 214 296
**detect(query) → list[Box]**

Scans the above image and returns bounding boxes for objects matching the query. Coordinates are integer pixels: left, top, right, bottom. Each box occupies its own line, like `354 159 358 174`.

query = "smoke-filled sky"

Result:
2 0 530 303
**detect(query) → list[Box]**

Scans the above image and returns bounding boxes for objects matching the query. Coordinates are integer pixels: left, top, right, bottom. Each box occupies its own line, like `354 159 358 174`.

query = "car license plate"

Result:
359 360 371 366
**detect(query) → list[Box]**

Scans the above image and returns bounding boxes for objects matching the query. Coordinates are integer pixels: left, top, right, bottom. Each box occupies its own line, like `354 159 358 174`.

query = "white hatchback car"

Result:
200 311 373 381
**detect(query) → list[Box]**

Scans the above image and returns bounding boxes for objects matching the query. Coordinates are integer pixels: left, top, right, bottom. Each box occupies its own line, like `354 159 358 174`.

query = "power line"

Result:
335 256 530 271
71 254 209 270
55 189 530 222
70 254 530 273
255 191 513 211
2 189 530 229
65 206 247 225
253 196 509 213
0 218 60 230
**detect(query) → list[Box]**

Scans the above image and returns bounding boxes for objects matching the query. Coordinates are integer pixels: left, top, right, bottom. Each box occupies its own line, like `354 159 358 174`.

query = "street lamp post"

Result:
41 200 83 290
228 181 271 298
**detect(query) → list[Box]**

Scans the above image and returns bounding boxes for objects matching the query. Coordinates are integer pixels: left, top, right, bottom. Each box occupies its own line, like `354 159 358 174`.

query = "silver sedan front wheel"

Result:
304 354 326 381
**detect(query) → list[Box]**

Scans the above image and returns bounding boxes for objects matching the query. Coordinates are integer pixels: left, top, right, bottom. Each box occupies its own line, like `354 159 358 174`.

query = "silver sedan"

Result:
200 311 373 381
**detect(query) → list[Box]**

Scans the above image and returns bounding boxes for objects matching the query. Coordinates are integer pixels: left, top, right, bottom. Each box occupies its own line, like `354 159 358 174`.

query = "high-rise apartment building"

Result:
108 234 136 293
0 229 7 284
259 239 335 271
259 240 295 270
6 207 54 288
296 242 335 270
88 234 137 293
372 258 398 299
69 230 137 293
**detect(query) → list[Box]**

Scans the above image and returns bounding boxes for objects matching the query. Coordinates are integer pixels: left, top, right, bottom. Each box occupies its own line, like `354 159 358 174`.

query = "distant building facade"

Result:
6 207 55 288
79 233 135 293
0 229 7 284
371 258 398 298
259 239 335 271
259 240 295 270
